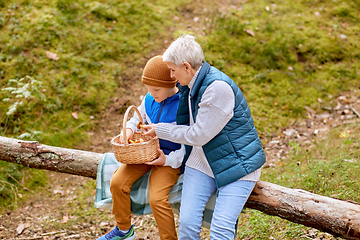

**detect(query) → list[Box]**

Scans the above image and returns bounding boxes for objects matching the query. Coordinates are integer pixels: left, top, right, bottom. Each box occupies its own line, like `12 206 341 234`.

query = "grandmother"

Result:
144 34 266 240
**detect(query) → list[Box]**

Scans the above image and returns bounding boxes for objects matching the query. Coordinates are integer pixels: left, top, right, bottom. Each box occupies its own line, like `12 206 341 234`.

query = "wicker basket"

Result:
111 105 160 164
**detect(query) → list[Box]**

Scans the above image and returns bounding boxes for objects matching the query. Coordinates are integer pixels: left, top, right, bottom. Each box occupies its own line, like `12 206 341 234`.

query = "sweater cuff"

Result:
126 122 137 133
155 123 172 141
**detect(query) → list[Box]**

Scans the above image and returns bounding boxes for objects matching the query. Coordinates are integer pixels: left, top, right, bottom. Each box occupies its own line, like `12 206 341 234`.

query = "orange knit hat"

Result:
142 55 176 88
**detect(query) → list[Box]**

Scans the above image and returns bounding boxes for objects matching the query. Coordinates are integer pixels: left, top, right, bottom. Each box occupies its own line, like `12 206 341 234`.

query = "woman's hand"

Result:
145 149 166 166
119 128 134 144
143 124 157 137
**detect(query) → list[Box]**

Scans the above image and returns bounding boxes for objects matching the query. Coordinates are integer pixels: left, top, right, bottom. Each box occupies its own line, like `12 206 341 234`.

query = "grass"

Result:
201 0 360 135
0 162 47 208
0 0 359 239
0 0 176 146
264 124 360 201
236 122 360 239
0 0 177 209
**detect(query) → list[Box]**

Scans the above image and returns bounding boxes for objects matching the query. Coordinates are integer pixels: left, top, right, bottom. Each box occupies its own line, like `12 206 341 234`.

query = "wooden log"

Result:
0 136 102 179
1 136 359 239
245 181 360 240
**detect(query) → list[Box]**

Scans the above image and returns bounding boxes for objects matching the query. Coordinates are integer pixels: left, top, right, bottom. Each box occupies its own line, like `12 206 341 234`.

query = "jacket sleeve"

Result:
155 81 234 146
164 144 185 169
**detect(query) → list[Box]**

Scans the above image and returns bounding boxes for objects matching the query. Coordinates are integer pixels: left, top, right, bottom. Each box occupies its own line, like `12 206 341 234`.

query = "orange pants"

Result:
110 164 181 240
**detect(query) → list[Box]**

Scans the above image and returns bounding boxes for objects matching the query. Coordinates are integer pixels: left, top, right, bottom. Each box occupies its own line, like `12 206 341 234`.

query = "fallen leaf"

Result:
339 131 349 138
334 101 342 110
72 112 78 119
343 109 351 115
16 223 25 235
304 106 316 114
99 222 108 227
307 112 313 119
46 51 59 61
283 129 296 136
245 29 255 37
316 113 330 119
62 215 69 223
53 189 65 195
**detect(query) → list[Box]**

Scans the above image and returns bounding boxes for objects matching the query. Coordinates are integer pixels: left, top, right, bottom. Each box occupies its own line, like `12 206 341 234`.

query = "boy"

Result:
144 35 266 239
98 55 184 240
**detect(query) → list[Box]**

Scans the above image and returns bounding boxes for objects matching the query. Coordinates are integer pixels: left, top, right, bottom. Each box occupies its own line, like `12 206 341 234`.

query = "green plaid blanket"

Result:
94 153 215 228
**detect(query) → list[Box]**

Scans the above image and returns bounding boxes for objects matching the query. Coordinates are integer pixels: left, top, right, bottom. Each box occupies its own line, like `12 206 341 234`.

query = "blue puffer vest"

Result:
144 92 181 155
177 62 266 188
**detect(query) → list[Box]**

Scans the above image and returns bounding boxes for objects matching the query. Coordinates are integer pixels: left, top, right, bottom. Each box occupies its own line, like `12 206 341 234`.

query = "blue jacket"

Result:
177 62 266 188
144 92 181 155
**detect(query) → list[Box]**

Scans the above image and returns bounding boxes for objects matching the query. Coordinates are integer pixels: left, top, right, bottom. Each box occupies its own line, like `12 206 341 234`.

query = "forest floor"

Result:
1 0 360 238
1 74 359 240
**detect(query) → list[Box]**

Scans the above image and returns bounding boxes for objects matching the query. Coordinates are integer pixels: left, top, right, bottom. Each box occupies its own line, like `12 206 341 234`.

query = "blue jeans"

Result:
178 166 256 240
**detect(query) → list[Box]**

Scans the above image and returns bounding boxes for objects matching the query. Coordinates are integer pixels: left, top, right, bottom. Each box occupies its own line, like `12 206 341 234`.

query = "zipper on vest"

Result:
156 101 165 123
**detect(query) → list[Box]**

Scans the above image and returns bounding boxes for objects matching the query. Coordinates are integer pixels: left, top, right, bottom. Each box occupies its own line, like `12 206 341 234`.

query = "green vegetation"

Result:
238 122 360 239
0 0 176 209
0 162 47 208
0 0 175 146
266 127 360 201
202 0 360 135
0 0 359 239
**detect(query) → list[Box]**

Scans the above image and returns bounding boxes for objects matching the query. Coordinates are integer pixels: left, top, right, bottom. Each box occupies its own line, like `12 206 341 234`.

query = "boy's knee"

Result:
110 179 131 194
149 195 168 208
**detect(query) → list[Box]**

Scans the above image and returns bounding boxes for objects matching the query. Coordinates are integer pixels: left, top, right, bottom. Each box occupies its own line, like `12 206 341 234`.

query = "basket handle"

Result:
122 105 143 146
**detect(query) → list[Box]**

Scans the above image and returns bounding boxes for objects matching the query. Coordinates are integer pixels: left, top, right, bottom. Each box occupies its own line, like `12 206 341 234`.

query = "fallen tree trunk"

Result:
0 136 102 179
246 182 360 240
0 136 359 239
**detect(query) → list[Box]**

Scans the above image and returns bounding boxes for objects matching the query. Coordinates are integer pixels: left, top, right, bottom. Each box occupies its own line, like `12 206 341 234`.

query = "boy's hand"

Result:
119 128 134 144
143 124 157 137
145 149 165 166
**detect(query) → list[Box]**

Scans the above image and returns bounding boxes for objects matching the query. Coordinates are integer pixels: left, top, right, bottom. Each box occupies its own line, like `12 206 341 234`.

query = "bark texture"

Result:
1 136 360 239
245 181 360 240
0 136 102 179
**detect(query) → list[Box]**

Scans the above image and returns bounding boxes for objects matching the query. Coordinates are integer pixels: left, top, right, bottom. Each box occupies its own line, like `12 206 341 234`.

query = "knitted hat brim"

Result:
142 75 177 88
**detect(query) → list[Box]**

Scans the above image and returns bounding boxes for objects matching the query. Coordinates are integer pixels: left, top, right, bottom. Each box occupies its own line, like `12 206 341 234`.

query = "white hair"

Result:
162 34 205 69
